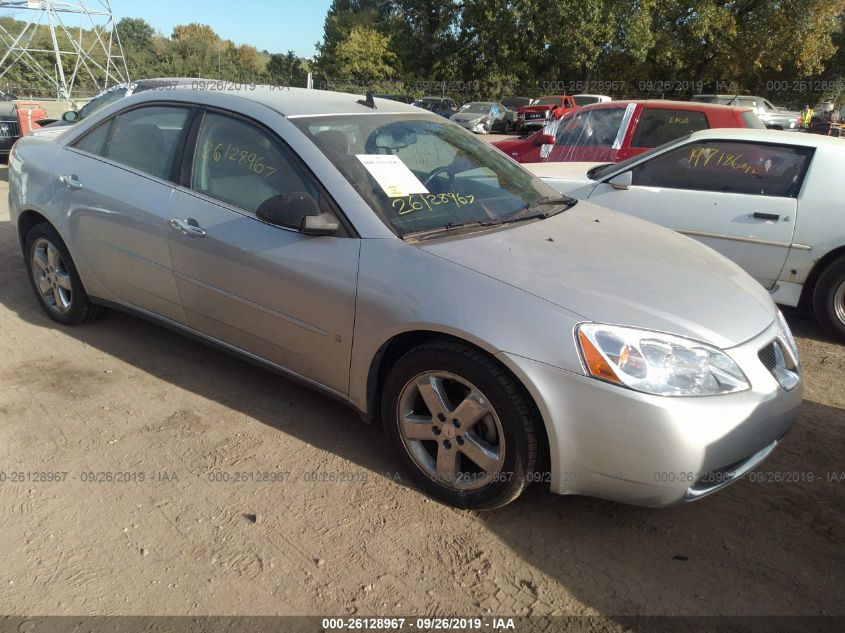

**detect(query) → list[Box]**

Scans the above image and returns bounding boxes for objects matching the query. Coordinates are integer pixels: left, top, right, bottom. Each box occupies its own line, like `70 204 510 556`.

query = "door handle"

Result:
59 175 83 190
169 218 207 238
752 212 780 221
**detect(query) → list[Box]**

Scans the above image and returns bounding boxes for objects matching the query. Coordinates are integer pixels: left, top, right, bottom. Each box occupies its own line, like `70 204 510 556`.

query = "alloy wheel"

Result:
396 371 505 491
31 237 73 314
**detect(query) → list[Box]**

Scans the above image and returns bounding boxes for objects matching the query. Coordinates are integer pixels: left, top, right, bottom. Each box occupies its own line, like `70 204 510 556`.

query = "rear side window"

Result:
108 106 190 180
631 141 814 198
71 106 190 181
73 120 112 155
631 109 709 148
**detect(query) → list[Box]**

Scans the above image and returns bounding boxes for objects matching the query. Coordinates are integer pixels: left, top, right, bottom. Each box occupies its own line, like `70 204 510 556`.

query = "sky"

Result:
109 0 333 58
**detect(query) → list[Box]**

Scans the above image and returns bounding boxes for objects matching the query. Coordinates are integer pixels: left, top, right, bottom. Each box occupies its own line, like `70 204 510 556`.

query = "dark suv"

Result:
0 91 21 162
412 96 458 118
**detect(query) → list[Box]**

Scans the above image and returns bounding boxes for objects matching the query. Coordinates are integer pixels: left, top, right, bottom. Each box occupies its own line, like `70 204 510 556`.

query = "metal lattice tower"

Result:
0 0 129 101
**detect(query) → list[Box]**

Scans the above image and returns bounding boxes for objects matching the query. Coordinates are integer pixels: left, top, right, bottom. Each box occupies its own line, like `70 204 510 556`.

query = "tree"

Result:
334 25 398 80
265 51 308 87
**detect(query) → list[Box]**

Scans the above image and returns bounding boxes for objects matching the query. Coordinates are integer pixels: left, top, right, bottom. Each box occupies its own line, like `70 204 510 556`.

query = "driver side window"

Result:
191 112 320 214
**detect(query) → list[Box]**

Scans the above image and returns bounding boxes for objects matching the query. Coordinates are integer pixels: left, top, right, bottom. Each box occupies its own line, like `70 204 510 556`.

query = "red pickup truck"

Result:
514 95 578 133
494 100 765 163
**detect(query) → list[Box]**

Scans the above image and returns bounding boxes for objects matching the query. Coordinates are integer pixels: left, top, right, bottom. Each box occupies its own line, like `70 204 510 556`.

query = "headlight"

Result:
776 310 799 363
576 323 750 396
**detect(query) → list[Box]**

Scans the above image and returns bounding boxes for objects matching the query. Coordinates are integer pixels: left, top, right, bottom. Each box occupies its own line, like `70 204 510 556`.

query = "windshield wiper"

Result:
402 196 576 242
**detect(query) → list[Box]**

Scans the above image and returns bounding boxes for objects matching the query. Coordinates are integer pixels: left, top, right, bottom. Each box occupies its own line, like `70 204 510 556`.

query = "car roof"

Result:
580 99 752 112
164 85 426 117
685 127 845 148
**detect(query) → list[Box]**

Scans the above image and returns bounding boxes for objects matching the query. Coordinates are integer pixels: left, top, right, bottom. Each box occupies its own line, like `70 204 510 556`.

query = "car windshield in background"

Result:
294 114 562 237
413 101 439 111
78 87 128 120
573 96 599 106
459 103 490 114
554 107 626 151
534 97 561 107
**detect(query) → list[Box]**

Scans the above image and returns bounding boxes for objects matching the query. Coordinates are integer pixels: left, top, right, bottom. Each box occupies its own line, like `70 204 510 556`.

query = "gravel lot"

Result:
0 164 843 621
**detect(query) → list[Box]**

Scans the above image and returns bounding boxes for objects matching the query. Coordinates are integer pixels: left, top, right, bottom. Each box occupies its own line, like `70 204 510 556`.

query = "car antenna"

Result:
357 91 377 110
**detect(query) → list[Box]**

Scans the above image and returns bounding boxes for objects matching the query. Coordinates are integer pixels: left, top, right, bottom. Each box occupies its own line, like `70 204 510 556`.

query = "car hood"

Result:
519 105 553 113
419 202 775 349
452 112 486 123
522 162 602 196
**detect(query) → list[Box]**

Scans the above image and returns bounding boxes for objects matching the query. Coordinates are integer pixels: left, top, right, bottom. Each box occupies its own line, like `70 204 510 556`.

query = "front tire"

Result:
813 255 845 342
381 340 538 510
25 222 103 325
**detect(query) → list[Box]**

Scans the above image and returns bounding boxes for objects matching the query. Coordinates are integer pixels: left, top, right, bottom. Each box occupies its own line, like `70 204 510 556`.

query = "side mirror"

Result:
534 133 556 146
256 192 338 236
62 110 79 122
608 171 632 190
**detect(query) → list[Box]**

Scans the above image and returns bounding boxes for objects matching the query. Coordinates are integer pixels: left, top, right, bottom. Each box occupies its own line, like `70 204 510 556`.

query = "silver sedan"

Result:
8 87 802 509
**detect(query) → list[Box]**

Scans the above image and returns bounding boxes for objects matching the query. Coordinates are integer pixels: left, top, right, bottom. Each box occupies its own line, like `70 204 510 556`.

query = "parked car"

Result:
450 101 507 134
0 91 21 161
525 127 845 341
573 94 612 106
692 94 801 131
413 96 458 118
500 97 532 133
494 100 764 163
514 95 578 133
32 78 199 137
9 87 801 510
372 94 414 104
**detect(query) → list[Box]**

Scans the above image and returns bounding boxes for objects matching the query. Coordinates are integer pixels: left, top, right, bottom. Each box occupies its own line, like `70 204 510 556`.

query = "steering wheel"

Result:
423 165 455 189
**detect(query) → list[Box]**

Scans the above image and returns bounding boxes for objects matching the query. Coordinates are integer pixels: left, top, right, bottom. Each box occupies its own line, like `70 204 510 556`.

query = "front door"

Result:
587 139 814 289
166 110 360 395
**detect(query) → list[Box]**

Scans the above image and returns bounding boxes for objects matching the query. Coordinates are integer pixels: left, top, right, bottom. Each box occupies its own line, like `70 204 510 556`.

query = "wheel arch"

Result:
365 329 551 477
799 244 845 310
16 208 51 253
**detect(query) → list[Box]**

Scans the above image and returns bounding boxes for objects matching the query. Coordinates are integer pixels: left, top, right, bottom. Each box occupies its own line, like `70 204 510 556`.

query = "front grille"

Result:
525 112 545 120
758 342 778 371
0 120 20 138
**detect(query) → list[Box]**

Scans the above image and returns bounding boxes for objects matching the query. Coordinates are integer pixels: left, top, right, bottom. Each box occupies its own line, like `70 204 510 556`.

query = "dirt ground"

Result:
0 165 843 622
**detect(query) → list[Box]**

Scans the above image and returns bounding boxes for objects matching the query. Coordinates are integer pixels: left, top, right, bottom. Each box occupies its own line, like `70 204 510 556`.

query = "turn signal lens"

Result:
578 330 621 385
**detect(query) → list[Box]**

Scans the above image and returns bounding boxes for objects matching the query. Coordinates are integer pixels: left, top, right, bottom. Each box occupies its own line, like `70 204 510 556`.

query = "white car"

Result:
572 94 612 106
526 128 845 341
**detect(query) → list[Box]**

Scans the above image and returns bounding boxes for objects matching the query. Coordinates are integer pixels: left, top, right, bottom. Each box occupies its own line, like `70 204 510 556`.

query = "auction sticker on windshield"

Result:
356 155 429 197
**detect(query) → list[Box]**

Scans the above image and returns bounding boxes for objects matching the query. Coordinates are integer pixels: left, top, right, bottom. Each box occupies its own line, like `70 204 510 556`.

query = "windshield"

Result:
535 97 562 107
459 103 490 114
413 100 439 111
573 96 598 107
78 87 128 120
588 134 693 180
294 114 561 237
553 107 626 152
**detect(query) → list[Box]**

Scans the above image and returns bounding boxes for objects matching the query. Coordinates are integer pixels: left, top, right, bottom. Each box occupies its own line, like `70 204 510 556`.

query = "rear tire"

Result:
381 339 538 510
24 222 103 325
813 255 845 342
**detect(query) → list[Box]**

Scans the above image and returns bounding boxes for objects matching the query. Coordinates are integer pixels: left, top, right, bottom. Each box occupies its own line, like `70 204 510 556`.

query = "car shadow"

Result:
0 216 843 621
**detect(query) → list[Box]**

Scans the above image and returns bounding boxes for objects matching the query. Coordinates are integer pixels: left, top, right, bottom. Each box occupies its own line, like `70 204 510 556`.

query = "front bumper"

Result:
497 318 803 506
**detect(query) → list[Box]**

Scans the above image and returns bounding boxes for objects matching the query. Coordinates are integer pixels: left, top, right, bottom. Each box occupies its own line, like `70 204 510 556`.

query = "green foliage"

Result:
313 0 845 106
265 51 309 87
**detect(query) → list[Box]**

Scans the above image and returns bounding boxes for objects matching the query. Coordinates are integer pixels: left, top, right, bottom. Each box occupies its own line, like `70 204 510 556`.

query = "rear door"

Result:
55 104 194 322
165 110 360 395
587 139 814 288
